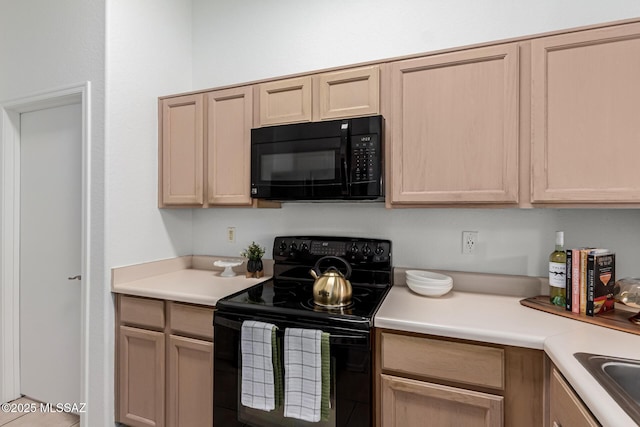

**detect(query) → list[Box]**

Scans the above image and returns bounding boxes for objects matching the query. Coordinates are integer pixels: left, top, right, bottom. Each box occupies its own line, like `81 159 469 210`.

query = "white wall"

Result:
190 0 640 280
192 0 640 87
0 0 108 425
193 206 640 279
106 0 193 268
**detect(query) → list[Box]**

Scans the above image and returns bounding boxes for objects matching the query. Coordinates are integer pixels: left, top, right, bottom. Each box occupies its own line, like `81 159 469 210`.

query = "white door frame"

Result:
0 82 91 414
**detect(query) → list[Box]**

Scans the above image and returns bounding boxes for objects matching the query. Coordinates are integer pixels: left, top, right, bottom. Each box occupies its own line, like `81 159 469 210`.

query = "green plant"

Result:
240 241 265 261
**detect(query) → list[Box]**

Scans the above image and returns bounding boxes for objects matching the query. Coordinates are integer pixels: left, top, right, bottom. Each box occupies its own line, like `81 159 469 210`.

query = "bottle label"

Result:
549 262 566 288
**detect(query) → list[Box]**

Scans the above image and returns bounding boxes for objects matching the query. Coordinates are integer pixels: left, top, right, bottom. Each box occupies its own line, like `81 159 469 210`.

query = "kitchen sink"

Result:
575 352 640 424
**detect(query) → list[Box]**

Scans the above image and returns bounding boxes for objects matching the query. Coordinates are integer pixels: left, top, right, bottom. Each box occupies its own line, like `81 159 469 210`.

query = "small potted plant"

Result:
241 241 265 278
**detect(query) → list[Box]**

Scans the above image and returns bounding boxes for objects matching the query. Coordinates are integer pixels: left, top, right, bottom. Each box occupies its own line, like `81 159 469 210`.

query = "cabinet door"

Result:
159 94 204 206
389 44 519 204
118 326 165 427
549 368 599 427
314 66 380 121
167 335 214 427
381 374 503 427
206 87 253 205
258 76 312 125
531 23 640 203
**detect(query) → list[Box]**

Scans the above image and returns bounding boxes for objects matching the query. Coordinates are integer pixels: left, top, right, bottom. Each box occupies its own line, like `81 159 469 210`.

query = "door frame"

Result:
0 82 91 412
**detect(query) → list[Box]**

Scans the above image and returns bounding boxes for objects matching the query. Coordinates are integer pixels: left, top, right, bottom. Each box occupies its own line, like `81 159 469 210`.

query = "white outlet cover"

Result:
462 231 478 255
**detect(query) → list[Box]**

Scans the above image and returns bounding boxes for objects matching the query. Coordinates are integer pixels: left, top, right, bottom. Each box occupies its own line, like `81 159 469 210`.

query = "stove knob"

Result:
349 244 359 254
375 245 385 255
289 242 298 252
362 244 372 256
300 242 309 252
279 241 288 252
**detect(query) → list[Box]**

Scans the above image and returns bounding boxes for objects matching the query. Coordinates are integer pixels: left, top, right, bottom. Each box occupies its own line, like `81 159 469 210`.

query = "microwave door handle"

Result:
340 121 349 195
341 157 349 194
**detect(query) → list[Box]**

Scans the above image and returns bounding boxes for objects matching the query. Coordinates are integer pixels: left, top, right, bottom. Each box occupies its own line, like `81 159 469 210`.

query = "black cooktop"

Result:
216 236 392 328
219 279 391 323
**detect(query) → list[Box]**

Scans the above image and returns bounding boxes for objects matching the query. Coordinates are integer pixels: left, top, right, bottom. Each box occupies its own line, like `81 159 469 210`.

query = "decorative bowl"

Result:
405 270 452 284
406 279 453 297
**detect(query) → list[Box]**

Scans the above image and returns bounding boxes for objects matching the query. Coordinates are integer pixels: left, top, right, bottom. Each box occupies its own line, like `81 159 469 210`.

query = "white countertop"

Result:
376 285 640 427
375 286 583 348
112 268 267 306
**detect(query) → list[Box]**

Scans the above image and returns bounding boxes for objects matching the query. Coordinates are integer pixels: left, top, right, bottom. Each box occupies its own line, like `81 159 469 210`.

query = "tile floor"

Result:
0 397 79 427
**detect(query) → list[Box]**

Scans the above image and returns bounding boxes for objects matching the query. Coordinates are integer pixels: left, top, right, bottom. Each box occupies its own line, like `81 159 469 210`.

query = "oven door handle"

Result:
215 315 369 346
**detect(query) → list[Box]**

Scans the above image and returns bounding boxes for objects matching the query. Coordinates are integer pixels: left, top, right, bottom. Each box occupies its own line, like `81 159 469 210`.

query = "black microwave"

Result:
250 115 383 200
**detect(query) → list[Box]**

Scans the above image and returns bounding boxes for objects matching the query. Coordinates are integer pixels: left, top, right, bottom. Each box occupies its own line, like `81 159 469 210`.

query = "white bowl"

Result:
406 270 452 284
406 277 452 290
407 280 452 297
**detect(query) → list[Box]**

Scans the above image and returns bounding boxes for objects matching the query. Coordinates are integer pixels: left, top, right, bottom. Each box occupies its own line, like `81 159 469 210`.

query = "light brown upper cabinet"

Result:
313 66 380 121
257 76 313 126
531 22 640 204
159 94 204 206
159 87 253 207
388 44 519 205
257 66 380 126
206 86 253 206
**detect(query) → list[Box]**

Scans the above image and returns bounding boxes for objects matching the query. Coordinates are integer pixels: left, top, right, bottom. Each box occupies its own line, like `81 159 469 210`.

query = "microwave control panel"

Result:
351 134 379 183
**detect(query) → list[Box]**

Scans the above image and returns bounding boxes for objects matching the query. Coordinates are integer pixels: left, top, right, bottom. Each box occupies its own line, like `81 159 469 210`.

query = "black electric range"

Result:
215 236 392 331
214 236 392 427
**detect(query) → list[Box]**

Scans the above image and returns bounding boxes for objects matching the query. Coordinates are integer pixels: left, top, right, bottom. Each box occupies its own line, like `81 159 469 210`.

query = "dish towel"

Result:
284 328 331 422
241 320 279 411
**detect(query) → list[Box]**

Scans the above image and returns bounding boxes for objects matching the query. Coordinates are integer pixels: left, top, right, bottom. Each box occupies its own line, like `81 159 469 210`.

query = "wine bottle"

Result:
549 231 566 307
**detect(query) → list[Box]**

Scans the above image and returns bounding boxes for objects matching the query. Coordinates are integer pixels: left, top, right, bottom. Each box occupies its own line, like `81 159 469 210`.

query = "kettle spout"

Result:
309 269 319 279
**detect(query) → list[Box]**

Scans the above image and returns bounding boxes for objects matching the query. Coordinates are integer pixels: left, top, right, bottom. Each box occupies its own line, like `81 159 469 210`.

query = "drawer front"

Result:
381 332 505 390
169 302 214 340
119 295 165 330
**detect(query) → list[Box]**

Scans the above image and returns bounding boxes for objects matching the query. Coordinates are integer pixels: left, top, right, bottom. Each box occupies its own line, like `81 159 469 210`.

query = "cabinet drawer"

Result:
169 302 214 340
119 295 165 330
380 332 505 390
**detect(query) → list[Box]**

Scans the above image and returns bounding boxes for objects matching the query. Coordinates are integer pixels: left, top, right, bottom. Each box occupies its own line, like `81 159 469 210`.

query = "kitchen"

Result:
2 1 640 426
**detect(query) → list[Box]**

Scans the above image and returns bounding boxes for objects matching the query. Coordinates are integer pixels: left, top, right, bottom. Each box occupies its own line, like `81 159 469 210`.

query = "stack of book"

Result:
565 248 615 316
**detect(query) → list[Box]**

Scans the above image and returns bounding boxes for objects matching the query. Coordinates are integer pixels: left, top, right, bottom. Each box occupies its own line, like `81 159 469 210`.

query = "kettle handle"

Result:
312 256 352 279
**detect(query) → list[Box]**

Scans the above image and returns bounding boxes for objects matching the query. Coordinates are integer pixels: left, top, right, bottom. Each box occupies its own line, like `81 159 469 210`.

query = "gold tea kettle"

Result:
309 256 353 308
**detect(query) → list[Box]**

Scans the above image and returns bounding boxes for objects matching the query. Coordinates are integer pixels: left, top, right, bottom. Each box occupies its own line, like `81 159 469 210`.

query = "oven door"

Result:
251 136 347 200
214 311 371 427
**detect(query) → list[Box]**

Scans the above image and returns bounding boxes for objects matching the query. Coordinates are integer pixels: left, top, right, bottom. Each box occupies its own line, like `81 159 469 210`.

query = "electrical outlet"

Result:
462 231 478 255
227 227 236 243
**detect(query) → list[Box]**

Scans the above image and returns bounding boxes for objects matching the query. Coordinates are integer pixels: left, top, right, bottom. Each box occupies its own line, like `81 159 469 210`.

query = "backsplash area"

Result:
192 205 640 279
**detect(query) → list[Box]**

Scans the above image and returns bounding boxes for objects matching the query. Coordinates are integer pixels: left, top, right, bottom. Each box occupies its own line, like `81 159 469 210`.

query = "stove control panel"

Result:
273 236 391 265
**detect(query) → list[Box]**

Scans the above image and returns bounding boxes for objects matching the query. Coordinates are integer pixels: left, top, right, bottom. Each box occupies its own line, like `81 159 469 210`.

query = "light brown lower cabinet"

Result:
116 295 214 427
549 366 599 427
168 335 213 427
375 329 544 427
381 374 503 427
119 326 166 427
